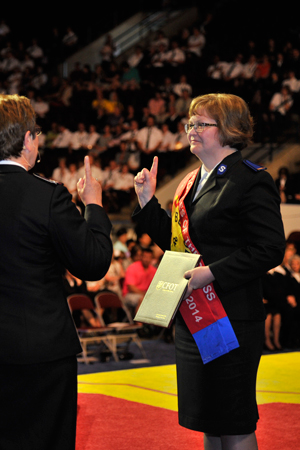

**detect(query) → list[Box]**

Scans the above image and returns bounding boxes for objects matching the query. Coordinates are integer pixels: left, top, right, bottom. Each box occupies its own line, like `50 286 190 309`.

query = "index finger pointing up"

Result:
150 156 158 177
84 155 91 180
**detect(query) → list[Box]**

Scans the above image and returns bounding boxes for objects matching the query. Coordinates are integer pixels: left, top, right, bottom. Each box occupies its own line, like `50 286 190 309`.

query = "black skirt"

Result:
175 313 264 435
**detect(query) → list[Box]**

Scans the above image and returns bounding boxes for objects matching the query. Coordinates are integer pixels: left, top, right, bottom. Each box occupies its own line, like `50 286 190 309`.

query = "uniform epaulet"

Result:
242 159 267 172
33 173 61 184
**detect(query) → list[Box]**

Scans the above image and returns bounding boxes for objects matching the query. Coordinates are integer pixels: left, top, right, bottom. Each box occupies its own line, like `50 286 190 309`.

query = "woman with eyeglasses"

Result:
133 93 285 450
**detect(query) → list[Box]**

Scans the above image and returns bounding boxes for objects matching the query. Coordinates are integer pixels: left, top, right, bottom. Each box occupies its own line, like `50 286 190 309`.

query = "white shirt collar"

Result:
0 160 26 170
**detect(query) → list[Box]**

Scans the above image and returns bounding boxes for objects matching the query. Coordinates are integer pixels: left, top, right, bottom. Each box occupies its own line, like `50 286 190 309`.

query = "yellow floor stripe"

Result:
78 365 178 410
257 352 300 405
78 352 300 410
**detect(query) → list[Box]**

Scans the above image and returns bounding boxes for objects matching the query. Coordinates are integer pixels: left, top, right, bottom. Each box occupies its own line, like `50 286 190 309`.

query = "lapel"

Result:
191 151 242 204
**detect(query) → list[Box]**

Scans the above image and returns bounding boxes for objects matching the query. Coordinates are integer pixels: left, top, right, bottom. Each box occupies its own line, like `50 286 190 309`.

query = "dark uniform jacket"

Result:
133 151 286 321
0 164 113 364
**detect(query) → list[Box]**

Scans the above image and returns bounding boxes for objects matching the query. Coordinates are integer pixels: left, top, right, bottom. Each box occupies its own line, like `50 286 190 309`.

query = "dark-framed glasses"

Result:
184 122 218 133
34 125 42 137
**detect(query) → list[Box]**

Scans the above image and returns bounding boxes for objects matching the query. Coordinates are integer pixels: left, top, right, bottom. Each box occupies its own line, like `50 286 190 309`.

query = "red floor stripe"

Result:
76 393 300 450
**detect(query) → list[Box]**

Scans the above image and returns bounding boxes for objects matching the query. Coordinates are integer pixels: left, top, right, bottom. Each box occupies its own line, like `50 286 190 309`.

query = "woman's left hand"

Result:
184 265 215 298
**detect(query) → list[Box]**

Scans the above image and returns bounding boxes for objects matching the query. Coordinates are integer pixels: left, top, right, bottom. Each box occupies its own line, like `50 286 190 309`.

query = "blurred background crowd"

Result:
1 0 300 350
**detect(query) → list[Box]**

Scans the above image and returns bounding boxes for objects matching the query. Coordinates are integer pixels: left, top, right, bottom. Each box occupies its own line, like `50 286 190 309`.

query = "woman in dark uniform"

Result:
133 93 285 450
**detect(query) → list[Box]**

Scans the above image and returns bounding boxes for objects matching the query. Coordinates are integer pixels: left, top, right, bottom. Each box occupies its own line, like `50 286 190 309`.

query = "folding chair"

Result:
94 291 147 362
67 294 114 364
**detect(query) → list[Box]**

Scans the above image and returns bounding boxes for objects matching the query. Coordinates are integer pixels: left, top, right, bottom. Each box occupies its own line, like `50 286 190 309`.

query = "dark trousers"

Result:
0 355 78 450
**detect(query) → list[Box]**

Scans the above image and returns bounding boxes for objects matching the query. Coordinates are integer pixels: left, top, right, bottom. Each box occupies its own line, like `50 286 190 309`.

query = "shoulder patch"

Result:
242 159 267 172
33 173 61 184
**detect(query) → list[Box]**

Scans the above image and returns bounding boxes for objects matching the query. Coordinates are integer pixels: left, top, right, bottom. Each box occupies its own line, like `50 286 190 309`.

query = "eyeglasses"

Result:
184 122 218 133
35 126 42 137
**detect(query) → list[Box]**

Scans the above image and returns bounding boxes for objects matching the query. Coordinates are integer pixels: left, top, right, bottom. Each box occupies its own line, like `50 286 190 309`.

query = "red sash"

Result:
171 169 239 363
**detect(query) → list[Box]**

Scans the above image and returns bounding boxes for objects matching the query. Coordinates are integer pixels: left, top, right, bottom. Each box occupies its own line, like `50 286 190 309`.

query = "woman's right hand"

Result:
134 156 158 208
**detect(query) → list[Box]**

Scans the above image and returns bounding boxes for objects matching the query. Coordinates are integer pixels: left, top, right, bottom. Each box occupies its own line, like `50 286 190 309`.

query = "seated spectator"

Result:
222 53 244 82
102 159 120 190
186 26 206 58
51 156 70 182
104 251 126 300
174 88 192 118
274 166 296 203
147 42 169 84
242 54 258 80
158 76 175 100
127 45 145 70
62 270 101 329
164 39 186 79
164 103 181 133
136 115 163 170
68 122 89 161
173 74 192 97
93 124 113 156
111 163 135 209
168 120 190 175
157 123 175 179
114 141 131 166
113 227 129 257
62 27 78 56
120 61 141 88
119 119 140 171
122 247 157 315
268 85 294 143
51 124 73 159
62 161 79 199
26 38 44 63
148 90 166 119
99 33 116 73
122 243 143 270
256 54 272 80
149 30 169 52
85 124 101 152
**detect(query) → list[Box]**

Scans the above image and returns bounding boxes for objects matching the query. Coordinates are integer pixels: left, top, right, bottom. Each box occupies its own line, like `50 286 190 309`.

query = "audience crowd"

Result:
1 12 300 350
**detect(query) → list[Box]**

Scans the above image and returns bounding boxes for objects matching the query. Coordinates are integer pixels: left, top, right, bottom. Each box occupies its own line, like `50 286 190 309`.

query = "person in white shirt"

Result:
127 45 145 69
186 27 206 58
62 161 79 199
69 122 89 161
26 38 44 61
51 157 70 183
85 124 101 152
51 124 73 163
269 85 294 116
136 115 163 170
173 74 193 97
32 96 50 122
169 121 190 175
112 163 134 209
119 120 140 171
222 54 244 82
52 125 73 150
268 85 294 143
242 55 258 80
164 39 186 75
156 123 175 181
282 70 300 94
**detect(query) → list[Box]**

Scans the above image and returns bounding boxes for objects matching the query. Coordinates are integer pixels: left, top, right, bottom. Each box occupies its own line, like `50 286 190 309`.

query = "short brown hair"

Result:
0 94 36 160
188 93 254 150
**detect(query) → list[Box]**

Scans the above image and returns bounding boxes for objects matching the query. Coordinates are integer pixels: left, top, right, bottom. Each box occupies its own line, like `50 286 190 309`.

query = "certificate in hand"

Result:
134 250 201 328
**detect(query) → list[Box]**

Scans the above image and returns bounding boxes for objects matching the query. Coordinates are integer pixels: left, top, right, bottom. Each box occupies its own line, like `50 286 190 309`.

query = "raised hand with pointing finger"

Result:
77 155 103 206
134 156 158 208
